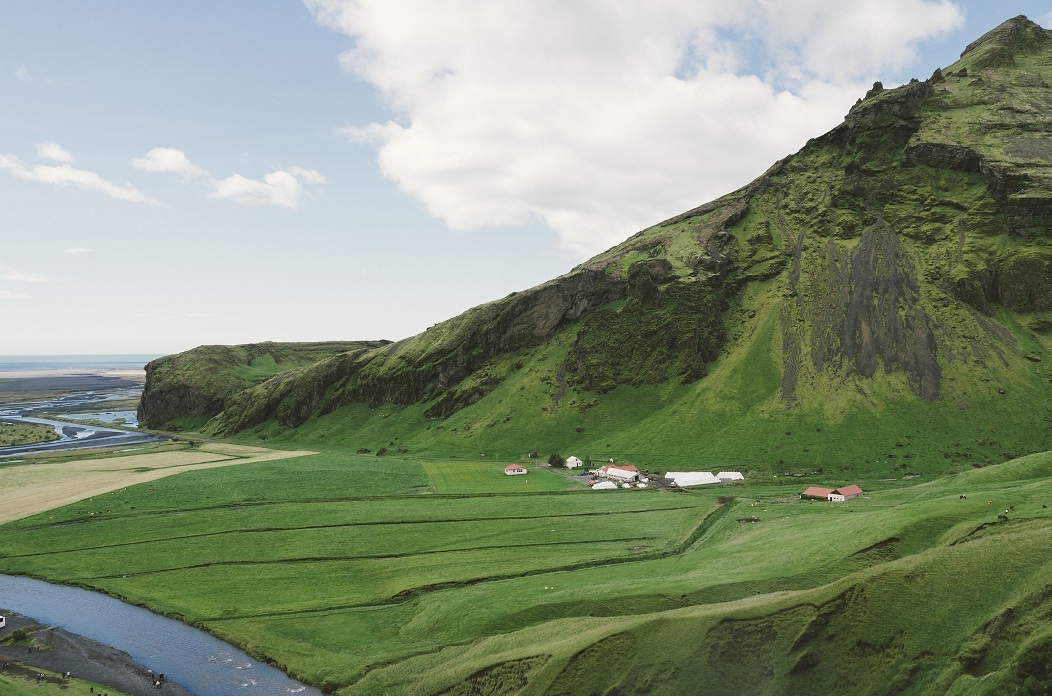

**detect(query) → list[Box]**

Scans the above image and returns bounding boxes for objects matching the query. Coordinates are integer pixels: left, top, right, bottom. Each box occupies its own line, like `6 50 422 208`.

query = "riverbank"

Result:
0 611 190 696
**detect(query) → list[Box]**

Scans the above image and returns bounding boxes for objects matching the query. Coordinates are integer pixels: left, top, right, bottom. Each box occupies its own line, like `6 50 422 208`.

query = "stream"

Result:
0 574 321 695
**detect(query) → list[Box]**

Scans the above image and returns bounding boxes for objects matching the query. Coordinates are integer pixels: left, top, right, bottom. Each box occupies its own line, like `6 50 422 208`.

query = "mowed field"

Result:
2 450 1052 694
0 442 315 525
423 460 582 493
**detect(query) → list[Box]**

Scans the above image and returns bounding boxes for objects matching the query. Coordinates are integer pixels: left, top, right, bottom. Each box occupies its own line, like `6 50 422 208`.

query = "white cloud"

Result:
0 151 163 206
289 166 327 184
132 147 208 178
63 247 92 254
209 168 324 208
15 67 30 82
0 290 28 300
309 0 964 255
2 271 50 282
36 141 73 163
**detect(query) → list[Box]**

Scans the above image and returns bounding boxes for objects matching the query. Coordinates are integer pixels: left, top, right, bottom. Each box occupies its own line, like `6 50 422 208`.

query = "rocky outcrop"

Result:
138 341 386 429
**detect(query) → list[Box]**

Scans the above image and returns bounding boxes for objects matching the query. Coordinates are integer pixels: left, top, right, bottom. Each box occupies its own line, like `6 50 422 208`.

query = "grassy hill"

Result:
139 17 1052 471
2 447 1050 694
138 340 390 431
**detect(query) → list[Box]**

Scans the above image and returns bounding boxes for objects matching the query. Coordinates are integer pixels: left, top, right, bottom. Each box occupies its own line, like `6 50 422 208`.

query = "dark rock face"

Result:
995 250 1052 310
842 222 941 399
901 143 980 171
782 222 941 402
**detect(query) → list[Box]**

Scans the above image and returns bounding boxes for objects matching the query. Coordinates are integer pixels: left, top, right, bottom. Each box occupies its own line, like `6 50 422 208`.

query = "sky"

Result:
2 1 1050 355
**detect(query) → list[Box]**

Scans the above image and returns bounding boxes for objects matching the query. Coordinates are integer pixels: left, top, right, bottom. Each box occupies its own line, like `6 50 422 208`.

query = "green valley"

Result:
1 448 1051 694
6 13 1052 696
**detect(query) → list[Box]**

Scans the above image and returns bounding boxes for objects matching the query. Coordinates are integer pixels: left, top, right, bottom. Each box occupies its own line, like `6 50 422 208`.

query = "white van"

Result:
0 615 5 629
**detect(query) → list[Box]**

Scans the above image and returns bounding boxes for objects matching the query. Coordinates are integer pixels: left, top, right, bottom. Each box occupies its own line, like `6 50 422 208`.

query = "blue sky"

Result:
2 1 1049 355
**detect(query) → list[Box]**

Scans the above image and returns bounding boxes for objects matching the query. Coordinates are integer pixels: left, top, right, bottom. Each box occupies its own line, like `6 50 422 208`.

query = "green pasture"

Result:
423 459 583 493
1 450 1051 694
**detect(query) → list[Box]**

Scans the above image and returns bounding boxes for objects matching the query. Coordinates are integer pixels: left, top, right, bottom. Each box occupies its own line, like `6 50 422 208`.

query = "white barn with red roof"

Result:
801 485 863 501
829 485 863 501
595 464 639 482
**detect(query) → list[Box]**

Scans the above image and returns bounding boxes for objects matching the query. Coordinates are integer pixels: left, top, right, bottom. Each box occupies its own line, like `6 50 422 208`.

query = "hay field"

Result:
0 443 313 525
423 460 582 493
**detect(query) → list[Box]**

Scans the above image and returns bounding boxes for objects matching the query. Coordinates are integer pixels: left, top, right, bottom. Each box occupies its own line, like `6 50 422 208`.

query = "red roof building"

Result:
831 485 863 500
801 486 834 500
504 465 527 476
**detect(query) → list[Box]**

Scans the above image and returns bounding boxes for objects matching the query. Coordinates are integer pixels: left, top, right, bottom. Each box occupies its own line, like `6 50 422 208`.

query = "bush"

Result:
548 452 565 467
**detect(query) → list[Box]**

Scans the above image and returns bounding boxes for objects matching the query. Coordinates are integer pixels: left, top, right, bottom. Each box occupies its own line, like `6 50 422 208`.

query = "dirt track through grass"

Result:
0 444 314 525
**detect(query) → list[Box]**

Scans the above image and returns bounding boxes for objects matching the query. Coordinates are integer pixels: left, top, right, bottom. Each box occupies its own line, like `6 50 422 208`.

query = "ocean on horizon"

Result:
0 355 162 371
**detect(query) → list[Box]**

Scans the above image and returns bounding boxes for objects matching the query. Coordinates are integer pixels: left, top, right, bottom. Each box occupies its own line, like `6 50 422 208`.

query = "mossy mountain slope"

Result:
138 340 389 431
141 16 1052 470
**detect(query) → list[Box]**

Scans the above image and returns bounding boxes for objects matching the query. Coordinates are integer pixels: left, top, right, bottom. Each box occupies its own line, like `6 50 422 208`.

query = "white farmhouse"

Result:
565 455 584 469
504 465 528 476
665 471 721 487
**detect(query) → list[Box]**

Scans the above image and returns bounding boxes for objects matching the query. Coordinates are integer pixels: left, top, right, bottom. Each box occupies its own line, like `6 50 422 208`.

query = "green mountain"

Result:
141 16 1052 475
138 340 390 431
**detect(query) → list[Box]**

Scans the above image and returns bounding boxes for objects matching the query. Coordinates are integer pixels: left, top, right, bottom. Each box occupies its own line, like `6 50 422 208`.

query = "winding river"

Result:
0 574 321 695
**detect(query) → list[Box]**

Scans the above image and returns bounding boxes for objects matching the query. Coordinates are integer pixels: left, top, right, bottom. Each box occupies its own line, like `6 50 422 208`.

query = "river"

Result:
0 574 321 695
0 366 165 457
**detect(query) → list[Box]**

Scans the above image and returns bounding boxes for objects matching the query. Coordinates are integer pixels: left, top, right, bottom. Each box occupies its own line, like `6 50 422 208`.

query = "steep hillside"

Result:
138 341 389 430
141 16 1052 471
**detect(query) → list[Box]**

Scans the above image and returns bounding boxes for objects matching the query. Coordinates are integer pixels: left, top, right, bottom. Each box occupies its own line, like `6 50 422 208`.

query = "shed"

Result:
717 471 744 482
565 455 584 469
801 486 834 500
504 465 528 476
666 471 721 487
829 485 863 501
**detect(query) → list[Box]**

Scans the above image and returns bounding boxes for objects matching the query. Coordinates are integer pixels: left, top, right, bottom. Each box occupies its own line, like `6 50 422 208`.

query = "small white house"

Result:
592 481 618 490
504 465 528 476
717 471 745 482
665 471 721 487
565 456 584 469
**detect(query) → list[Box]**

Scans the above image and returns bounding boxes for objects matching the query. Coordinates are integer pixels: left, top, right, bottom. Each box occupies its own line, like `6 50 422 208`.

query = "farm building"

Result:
829 485 863 501
717 471 744 482
565 456 584 469
592 481 618 490
666 471 721 487
801 485 864 501
595 464 640 482
504 465 528 476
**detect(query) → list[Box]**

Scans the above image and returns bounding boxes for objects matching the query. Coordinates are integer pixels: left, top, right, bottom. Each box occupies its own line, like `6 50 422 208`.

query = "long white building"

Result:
665 471 721 487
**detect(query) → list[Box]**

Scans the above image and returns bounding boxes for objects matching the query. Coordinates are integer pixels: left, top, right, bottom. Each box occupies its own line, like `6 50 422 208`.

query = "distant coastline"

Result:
0 355 162 372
